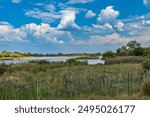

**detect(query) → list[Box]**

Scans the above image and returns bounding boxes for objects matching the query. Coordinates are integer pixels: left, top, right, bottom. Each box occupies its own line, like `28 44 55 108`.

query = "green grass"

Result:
0 62 150 100
104 56 148 64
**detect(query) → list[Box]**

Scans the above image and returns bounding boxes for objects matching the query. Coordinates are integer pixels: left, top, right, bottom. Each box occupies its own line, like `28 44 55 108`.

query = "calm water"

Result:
0 56 105 65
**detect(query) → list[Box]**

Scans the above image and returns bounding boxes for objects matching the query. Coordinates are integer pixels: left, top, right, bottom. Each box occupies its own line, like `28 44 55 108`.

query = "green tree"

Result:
132 47 144 56
127 41 141 49
143 47 150 56
103 51 116 58
117 46 128 56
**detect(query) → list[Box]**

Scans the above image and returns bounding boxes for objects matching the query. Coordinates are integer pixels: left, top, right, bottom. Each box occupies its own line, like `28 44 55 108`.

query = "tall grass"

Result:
104 56 147 64
0 62 149 99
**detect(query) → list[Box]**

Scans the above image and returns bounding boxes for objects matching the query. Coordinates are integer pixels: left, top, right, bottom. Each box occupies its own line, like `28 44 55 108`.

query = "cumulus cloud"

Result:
85 10 96 18
0 22 26 42
57 9 80 30
92 23 113 31
25 9 60 23
142 20 150 25
97 6 119 22
143 0 150 8
67 0 94 4
115 21 124 31
104 23 113 29
11 0 21 3
23 23 68 44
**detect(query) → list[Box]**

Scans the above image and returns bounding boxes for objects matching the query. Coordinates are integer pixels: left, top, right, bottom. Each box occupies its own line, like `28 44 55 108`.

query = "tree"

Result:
127 41 141 49
143 47 150 56
103 51 115 58
132 47 144 56
117 46 128 56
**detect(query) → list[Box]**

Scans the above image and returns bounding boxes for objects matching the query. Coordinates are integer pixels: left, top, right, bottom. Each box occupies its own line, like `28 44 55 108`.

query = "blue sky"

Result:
0 0 150 53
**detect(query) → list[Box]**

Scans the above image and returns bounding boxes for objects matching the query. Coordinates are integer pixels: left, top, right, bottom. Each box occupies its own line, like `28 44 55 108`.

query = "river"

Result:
0 56 105 65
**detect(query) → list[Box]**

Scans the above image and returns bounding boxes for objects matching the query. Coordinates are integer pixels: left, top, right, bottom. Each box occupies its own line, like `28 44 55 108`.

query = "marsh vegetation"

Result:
0 60 150 100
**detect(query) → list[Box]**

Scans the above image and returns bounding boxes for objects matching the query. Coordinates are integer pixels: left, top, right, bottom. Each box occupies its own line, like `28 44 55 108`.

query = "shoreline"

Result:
0 56 32 60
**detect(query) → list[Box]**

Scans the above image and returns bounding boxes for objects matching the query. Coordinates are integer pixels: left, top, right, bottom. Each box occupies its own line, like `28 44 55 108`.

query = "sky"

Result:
0 0 150 53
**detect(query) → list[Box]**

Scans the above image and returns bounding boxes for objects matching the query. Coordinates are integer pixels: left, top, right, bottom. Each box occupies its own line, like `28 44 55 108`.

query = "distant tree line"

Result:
103 41 150 58
0 50 102 58
0 50 31 58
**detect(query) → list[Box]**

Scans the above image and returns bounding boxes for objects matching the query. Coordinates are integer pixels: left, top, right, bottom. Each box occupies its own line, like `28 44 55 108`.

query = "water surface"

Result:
0 56 105 65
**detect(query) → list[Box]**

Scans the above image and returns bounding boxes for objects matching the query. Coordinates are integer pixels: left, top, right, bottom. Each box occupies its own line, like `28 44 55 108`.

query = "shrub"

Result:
143 48 150 57
65 59 88 65
103 51 115 58
142 59 150 70
141 79 150 96
132 47 144 56
29 60 50 64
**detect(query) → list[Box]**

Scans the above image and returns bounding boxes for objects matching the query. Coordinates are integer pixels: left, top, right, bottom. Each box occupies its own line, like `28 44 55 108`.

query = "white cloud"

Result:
129 24 141 30
57 9 79 30
97 6 119 22
142 20 150 25
23 23 75 44
44 4 56 12
74 33 129 45
115 21 124 31
0 22 26 42
104 23 113 29
11 0 21 3
25 9 60 23
85 10 96 18
67 0 94 4
92 23 113 30
143 0 150 8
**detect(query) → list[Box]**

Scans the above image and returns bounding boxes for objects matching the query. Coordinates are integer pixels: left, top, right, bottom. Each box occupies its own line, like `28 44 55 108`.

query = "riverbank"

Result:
0 56 32 60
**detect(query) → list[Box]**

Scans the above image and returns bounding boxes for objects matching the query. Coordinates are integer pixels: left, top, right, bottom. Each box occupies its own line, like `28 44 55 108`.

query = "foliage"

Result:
143 47 150 57
29 60 50 64
127 41 141 49
132 47 144 56
103 51 116 58
117 46 128 56
65 59 88 65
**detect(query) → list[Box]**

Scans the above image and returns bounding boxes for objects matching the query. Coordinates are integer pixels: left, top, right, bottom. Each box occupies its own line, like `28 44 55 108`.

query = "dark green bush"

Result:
65 59 88 65
132 47 144 56
103 51 116 58
142 59 150 70
29 60 50 64
141 79 150 96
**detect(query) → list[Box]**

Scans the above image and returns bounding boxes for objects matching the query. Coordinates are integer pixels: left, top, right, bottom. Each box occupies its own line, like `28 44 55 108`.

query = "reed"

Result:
0 62 149 99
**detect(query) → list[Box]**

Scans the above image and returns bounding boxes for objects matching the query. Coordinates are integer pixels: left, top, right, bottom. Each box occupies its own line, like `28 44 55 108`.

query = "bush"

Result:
132 47 144 56
29 60 50 64
141 79 150 96
65 59 88 65
103 51 115 58
142 59 150 70
143 48 150 57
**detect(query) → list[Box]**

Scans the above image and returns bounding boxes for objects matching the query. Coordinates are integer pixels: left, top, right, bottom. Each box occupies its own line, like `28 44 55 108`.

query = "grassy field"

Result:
0 61 150 100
